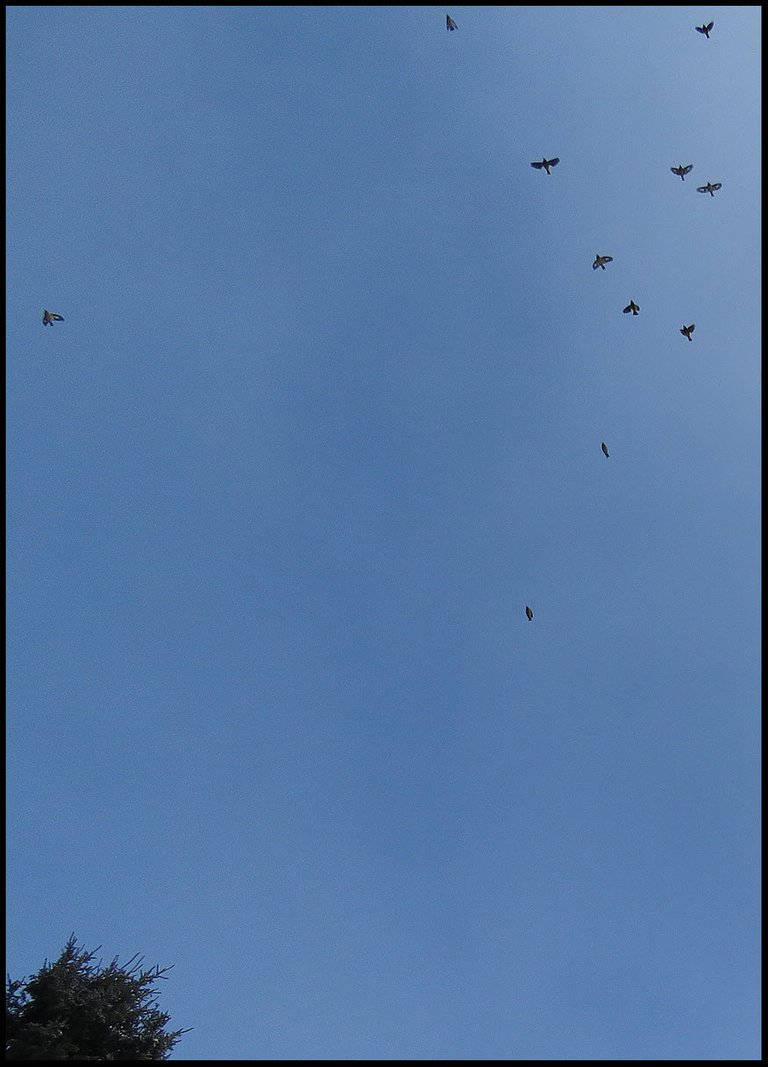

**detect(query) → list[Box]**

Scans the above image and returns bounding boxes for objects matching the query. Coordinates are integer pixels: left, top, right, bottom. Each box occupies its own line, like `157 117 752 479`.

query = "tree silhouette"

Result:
6 935 190 1060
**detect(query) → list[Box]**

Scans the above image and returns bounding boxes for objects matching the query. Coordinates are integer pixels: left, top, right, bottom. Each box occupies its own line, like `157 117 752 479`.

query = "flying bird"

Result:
446 14 458 31
671 164 693 181
697 181 722 196
42 310 64 326
680 323 695 341
601 442 610 458
696 21 714 38
623 300 640 316
530 157 560 174
592 254 613 270
525 606 534 621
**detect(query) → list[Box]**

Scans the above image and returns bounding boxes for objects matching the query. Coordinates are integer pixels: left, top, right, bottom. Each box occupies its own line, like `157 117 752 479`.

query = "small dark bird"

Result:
697 181 722 196
446 14 458 31
592 254 613 270
525 606 534 621
680 323 695 341
601 442 610 458
623 300 640 316
696 21 714 38
671 164 693 181
530 157 560 175
42 310 64 326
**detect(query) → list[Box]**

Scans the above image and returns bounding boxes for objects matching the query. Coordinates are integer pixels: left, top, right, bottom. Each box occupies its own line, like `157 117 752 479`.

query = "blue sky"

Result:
7 6 760 1060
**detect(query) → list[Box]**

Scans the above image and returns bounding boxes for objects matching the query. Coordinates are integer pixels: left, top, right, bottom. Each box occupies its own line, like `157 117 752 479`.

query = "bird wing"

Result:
531 161 544 169
604 256 613 263
671 166 682 175
706 22 714 31
548 158 560 167
623 304 632 313
682 165 693 174
696 25 705 33
711 183 722 191
696 185 708 192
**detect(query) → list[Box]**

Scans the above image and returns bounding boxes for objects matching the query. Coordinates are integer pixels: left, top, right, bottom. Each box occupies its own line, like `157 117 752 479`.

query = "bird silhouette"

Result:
525 606 534 621
697 181 722 196
592 254 613 270
623 300 640 316
680 324 695 341
601 442 610 458
696 21 714 38
530 157 560 175
671 164 693 181
446 14 458 31
42 310 64 326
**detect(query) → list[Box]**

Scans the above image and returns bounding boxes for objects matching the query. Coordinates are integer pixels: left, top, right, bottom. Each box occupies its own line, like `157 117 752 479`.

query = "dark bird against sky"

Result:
697 181 722 196
623 300 640 316
696 21 714 38
671 164 693 180
42 310 64 326
530 157 560 174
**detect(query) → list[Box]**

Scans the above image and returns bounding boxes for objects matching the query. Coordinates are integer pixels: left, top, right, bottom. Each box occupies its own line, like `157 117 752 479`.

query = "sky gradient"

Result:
7 7 761 1060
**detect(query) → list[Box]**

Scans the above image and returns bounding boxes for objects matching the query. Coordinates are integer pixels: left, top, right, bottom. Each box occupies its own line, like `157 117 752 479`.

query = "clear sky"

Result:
7 6 761 1061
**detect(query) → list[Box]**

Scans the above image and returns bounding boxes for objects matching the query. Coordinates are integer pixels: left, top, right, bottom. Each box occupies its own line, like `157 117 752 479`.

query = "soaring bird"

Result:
696 21 714 38
697 181 722 196
623 300 640 316
42 310 64 326
592 254 613 270
671 164 693 181
601 442 610 458
530 157 560 175
680 323 695 341
446 14 458 31
525 606 534 621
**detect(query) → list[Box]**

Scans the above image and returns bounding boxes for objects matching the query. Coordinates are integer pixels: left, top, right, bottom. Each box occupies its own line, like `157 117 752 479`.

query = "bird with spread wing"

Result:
530 157 560 175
